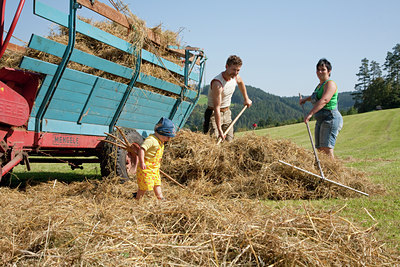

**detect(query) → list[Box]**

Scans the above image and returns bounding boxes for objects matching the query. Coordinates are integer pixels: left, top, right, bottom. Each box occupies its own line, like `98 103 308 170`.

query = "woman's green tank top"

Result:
315 80 338 110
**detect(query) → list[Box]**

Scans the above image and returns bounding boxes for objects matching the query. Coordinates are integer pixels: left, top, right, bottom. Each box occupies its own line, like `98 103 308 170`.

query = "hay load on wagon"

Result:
1 0 193 96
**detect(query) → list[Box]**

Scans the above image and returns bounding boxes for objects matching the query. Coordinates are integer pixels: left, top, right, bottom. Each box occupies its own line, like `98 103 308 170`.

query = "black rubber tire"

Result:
100 127 144 180
0 171 11 186
0 155 12 186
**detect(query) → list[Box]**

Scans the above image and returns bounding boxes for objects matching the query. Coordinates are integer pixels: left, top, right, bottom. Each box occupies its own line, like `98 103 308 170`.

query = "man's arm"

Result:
236 75 252 107
211 80 225 140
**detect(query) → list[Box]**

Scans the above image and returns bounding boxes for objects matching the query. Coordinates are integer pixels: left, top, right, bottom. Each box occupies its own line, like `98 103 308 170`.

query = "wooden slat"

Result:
137 73 198 100
20 56 194 133
129 88 177 109
90 91 174 114
41 119 109 136
19 57 182 98
118 96 192 129
116 119 161 133
29 75 52 117
6 43 26 53
27 117 111 135
29 35 135 79
79 78 127 125
140 48 199 82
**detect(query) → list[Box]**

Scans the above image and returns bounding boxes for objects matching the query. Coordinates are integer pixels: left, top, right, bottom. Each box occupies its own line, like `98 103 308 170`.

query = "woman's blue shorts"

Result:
314 108 343 149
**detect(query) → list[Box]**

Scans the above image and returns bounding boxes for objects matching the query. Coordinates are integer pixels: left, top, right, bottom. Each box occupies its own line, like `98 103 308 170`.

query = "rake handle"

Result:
299 93 325 179
160 169 185 189
217 105 247 145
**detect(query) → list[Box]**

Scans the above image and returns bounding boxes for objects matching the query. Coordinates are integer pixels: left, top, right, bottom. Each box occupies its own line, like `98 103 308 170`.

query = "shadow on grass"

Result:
6 171 102 190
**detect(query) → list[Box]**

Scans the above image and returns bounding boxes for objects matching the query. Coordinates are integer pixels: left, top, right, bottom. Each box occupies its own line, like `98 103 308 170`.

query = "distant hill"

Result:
185 85 355 131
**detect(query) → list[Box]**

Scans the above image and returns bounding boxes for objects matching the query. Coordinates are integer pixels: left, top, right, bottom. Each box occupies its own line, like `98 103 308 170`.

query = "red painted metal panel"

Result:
0 67 41 112
0 81 29 126
1 128 105 150
39 132 104 148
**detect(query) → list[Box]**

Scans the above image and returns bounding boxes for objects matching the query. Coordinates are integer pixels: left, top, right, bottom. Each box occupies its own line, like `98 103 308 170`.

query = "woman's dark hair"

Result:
316 58 332 72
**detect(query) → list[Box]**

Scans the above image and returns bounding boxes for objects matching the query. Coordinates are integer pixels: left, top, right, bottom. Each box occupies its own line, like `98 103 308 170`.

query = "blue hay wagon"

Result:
0 0 206 183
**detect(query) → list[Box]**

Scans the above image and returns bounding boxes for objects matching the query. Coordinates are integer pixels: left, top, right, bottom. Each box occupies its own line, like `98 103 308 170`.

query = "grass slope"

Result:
244 108 400 250
197 94 208 105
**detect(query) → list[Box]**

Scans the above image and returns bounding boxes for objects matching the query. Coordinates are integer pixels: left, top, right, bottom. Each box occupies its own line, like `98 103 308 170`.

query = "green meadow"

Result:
197 94 208 105
12 108 400 251
242 108 400 250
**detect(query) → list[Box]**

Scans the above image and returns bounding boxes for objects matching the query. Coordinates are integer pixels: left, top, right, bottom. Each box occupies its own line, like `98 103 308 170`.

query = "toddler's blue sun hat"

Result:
155 117 176 137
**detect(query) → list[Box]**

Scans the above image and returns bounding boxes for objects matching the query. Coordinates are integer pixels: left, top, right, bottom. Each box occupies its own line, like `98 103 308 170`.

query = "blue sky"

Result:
4 0 400 97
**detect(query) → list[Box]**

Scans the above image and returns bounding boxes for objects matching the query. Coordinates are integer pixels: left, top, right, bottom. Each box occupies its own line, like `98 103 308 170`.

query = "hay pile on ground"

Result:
163 130 381 200
0 132 397 265
0 178 398 266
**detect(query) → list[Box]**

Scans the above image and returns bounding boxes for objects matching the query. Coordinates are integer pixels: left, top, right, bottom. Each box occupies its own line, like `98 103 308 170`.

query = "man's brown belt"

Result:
208 106 230 112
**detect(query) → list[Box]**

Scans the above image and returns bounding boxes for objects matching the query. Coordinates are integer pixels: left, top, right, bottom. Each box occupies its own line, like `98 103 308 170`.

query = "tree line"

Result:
353 44 400 112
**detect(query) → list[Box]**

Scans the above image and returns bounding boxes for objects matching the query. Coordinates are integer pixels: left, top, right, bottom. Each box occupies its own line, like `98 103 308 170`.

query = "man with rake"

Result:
203 55 252 141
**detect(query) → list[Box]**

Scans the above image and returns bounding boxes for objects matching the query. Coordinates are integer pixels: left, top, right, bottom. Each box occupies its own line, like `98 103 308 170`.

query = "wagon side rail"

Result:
20 0 206 138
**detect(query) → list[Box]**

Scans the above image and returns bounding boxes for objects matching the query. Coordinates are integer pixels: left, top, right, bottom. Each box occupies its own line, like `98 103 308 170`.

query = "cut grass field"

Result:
241 108 400 250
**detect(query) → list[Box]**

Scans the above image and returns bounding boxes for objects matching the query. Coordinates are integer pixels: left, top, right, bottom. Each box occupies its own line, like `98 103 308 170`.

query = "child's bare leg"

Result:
153 185 164 200
136 190 146 200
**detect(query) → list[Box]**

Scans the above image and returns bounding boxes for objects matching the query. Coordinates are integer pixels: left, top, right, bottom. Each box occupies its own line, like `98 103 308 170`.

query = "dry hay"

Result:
0 177 398 266
163 130 381 200
0 49 24 69
0 132 397 265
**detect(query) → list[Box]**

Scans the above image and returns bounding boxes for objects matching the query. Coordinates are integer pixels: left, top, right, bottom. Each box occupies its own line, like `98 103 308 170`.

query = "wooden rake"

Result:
102 126 185 189
216 105 247 145
277 94 368 196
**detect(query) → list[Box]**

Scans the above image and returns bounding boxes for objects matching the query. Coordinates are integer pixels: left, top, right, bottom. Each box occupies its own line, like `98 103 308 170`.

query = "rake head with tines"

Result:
102 126 141 156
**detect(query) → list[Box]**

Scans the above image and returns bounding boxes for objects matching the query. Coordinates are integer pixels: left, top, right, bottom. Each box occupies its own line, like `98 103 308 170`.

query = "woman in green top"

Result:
299 58 343 158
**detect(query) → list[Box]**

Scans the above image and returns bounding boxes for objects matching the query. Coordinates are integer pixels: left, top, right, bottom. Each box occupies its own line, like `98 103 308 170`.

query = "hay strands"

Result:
217 105 248 145
102 126 186 189
278 160 369 196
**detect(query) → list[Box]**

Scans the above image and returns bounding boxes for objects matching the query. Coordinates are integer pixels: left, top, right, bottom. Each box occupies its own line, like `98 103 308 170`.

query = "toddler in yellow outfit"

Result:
134 117 175 200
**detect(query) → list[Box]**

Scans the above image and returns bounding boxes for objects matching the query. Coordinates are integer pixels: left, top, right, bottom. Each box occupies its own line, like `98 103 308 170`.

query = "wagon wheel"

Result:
100 127 143 182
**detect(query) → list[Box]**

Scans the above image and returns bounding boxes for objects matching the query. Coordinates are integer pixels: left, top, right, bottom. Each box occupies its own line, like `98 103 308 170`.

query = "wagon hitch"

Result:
0 152 23 181
0 140 9 154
